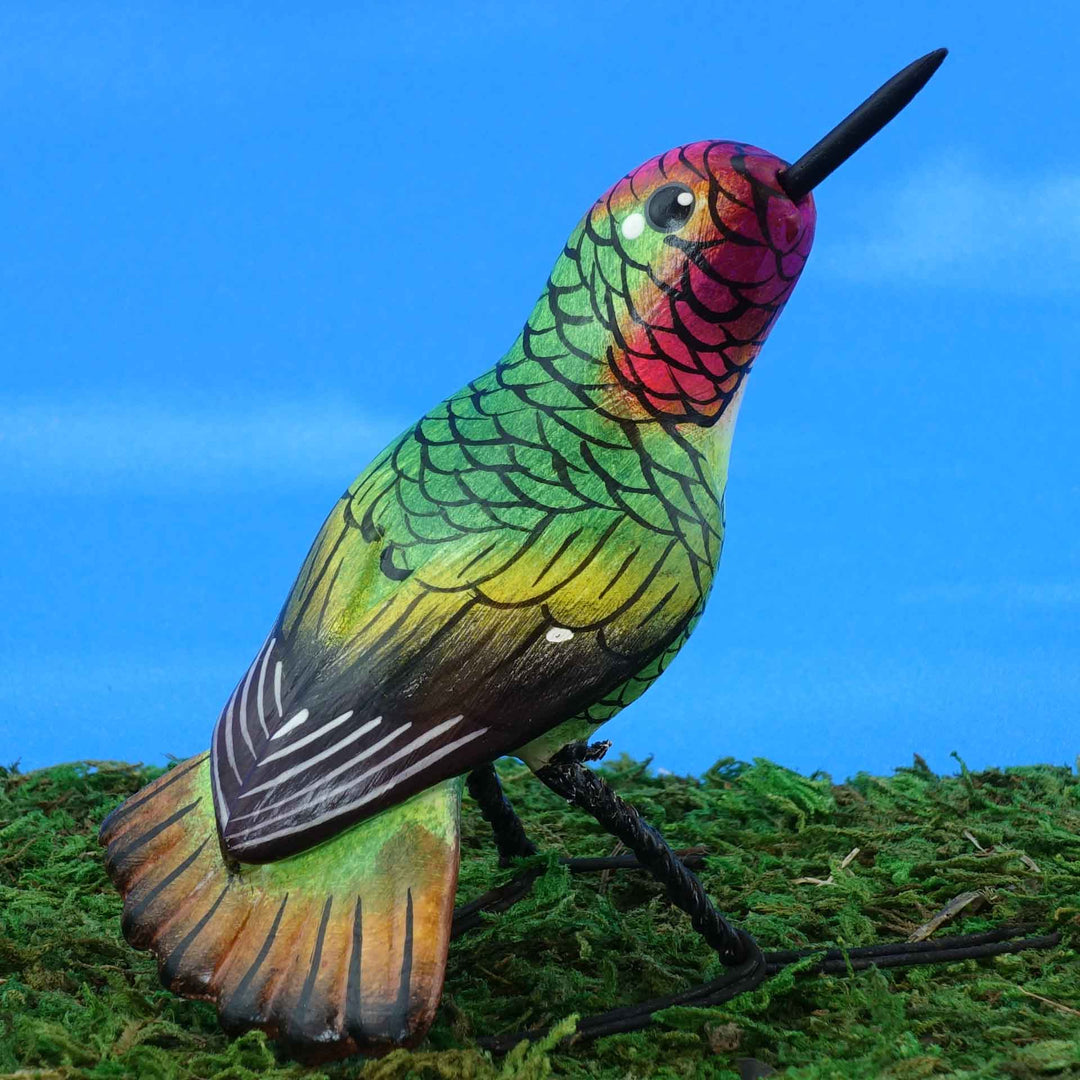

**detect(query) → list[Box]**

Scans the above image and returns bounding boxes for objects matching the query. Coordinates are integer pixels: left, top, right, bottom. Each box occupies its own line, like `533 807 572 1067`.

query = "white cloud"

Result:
0 399 403 493
817 155 1080 289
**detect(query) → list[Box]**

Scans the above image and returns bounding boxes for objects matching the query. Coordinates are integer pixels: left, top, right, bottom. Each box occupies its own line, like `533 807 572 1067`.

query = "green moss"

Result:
1 753 1078 1078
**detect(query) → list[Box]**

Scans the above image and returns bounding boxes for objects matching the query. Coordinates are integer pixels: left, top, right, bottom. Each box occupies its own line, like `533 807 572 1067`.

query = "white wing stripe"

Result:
255 636 275 737
265 711 370 762
210 725 230 826
269 707 310 742
235 720 408 809
237 639 265 757
238 715 401 800
234 727 489 846
232 715 464 827
223 684 242 783
273 660 284 717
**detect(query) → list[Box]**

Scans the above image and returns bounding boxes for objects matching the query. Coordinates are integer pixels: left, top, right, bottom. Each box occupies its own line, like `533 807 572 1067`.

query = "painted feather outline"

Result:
210 409 720 864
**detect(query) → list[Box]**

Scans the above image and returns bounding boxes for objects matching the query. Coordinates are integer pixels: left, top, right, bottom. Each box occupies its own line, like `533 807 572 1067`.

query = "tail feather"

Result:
99 753 461 1060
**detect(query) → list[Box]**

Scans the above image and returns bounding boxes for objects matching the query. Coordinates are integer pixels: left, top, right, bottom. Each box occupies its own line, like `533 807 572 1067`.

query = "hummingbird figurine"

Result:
100 49 948 1061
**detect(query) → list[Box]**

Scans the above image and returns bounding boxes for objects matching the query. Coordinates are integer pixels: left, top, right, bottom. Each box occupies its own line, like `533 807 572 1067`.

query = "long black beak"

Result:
778 48 948 203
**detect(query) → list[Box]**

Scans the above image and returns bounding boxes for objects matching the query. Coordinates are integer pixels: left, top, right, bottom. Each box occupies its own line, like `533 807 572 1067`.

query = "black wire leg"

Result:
462 739 765 1051
458 757 708 936
458 743 1060 1052
451 849 709 937
466 762 538 865
474 925 1061 1051
535 740 759 969
465 758 701 872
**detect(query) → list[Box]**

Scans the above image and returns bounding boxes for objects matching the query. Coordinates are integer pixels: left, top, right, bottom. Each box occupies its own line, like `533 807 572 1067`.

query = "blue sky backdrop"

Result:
2 3 1077 780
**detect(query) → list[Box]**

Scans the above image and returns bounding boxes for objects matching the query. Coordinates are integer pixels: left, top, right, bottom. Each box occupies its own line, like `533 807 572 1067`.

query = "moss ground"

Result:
1 753 1078 1079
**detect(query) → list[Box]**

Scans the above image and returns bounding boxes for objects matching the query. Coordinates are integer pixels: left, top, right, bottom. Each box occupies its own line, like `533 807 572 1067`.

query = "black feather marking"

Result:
159 884 230 988
390 889 415 1041
292 895 335 1034
218 893 289 1031
98 754 208 840
106 799 201 874
124 837 210 932
344 897 365 1040
380 545 413 581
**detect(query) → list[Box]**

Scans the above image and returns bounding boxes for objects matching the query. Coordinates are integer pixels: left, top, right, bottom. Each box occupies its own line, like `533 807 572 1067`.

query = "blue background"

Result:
2 3 1077 780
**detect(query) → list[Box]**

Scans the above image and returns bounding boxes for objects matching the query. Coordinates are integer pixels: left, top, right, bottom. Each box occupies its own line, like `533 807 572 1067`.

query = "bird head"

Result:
546 49 947 427
578 141 816 424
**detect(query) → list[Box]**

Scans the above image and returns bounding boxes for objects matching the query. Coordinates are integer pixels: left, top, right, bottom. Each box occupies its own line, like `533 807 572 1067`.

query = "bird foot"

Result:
461 921 1060 1050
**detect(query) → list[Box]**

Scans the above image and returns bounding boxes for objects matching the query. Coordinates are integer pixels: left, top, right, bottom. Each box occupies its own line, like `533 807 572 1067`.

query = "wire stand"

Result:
460 744 1061 1051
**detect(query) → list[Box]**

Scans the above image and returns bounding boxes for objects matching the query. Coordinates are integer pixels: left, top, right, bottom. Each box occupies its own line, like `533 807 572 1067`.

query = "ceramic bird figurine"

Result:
99 49 947 1061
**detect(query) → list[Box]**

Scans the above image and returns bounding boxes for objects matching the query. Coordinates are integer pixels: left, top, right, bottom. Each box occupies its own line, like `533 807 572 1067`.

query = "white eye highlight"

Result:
646 184 696 232
621 212 645 240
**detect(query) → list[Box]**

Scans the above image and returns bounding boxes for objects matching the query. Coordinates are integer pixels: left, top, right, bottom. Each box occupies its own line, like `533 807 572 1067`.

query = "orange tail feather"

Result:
99 753 461 1061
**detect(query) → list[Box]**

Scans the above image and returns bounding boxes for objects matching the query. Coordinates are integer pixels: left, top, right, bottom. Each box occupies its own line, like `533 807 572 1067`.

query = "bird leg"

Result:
467 743 751 963
534 740 758 968
456 757 709 939
473 924 1060 1051
461 748 1059 1049
459 744 1059 1048
466 758 708 872
466 763 538 865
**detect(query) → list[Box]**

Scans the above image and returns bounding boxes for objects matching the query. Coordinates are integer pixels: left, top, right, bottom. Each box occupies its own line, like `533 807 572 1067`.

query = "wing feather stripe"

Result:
223 684 242 783
269 708 311 742
210 727 230 825
263 712 370 764
238 716 407 801
237 638 265 757
273 660 284 717
255 636 275 737
232 727 489 848
230 716 463 832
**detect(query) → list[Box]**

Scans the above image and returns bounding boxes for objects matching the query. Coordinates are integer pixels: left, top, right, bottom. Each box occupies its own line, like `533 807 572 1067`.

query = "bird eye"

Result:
645 184 695 233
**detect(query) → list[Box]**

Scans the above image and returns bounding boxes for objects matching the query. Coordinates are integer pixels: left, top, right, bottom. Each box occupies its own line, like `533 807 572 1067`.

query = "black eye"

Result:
645 184 695 233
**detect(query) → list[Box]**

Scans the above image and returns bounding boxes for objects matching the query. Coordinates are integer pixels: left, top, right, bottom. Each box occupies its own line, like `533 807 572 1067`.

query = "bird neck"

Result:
490 262 748 495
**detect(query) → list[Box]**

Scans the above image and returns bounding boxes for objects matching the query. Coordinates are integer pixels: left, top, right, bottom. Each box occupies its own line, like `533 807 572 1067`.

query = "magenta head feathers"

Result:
534 49 948 426
583 140 817 424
